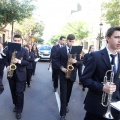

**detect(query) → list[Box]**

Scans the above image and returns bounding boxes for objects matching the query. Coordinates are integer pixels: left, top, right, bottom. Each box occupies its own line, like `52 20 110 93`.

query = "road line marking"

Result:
55 91 61 112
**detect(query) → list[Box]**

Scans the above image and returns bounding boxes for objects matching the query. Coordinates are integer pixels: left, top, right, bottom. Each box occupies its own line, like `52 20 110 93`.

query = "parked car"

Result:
38 45 51 61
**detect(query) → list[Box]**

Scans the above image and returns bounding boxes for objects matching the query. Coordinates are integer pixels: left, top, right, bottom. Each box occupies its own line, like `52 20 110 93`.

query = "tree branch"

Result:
0 23 8 31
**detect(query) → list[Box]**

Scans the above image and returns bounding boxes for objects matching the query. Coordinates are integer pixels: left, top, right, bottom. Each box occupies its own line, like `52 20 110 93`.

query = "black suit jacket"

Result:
26 51 34 69
54 46 80 81
4 47 29 81
80 48 120 116
83 53 90 66
50 44 60 69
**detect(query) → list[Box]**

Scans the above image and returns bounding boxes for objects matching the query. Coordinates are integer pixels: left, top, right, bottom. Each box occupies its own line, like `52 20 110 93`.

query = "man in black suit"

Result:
50 36 66 92
54 34 81 120
0 43 5 94
83 45 94 66
80 26 120 120
4 34 29 119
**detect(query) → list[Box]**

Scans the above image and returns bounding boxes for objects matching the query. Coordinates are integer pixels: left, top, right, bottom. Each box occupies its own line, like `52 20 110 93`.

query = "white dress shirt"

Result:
106 46 118 72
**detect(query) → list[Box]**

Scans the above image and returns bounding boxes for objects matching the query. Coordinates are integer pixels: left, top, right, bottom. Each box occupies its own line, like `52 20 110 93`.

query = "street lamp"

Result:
99 22 103 50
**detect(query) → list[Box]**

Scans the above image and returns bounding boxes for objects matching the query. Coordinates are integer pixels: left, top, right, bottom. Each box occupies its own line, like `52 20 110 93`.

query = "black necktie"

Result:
68 48 71 54
110 54 117 74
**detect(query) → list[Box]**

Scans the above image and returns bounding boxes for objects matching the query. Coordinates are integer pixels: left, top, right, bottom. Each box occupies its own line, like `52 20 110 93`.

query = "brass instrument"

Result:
8 51 17 78
0 46 7 57
101 65 114 119
65 54 76 79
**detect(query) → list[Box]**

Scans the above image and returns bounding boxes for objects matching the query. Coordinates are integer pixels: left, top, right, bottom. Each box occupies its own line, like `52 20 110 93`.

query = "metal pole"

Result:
11 21 14 42
99 28 101 50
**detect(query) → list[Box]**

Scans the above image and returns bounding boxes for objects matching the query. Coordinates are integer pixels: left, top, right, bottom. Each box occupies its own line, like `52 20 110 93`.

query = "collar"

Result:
106 45 117 56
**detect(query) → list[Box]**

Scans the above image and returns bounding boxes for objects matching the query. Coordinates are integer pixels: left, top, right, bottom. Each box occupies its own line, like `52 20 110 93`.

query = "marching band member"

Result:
32 44 39 75
24 45 34 87
0 43 5 94
54 34 81 120
80 26 120 120
50 36 66 92
4 34 29 119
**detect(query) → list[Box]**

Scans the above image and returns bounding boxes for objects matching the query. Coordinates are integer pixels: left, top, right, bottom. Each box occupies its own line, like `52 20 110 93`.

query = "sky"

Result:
33 0 103 40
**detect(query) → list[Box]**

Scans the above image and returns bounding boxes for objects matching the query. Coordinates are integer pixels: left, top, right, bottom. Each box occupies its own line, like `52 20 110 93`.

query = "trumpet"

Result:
101 65 114 119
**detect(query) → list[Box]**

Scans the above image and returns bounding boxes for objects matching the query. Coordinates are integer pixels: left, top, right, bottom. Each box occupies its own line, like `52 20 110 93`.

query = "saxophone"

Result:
65 54 76 79
8 51 17 78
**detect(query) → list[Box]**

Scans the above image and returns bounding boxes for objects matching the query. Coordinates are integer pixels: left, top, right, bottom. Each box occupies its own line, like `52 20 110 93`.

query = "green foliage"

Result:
14 17 35 35
38 38 44 44
62 21 89 40
14 17 45 43
102 0 120 26
48 34 65 45
32 21 45 38
0 0 35 27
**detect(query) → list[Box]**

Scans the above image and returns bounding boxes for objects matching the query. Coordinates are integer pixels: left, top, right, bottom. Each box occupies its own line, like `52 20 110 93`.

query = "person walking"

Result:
4 34 29 119
50 36 66 92
80 26 120 120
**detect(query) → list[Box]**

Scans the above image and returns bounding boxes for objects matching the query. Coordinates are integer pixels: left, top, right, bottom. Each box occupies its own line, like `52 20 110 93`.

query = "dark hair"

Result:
106 26 120 37
67 34 75 40
59 36 65 40
24 45 29 49
32 44 38 51
88 45 94 52
14 34 22 39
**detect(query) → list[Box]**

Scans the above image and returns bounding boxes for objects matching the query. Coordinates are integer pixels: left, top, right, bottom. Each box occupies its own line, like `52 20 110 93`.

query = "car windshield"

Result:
40 46 51 50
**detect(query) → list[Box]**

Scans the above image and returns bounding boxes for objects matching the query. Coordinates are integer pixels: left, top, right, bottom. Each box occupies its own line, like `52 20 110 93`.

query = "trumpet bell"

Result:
104 111 114 119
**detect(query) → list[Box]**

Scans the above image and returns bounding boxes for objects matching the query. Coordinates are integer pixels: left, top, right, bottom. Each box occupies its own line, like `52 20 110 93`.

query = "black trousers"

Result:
77 63 83 83
84 111 120 120
60 78 74 116
52 68 59 89
26 69 32 86
0 59 5 92
8 71 26 113
32 61 36 75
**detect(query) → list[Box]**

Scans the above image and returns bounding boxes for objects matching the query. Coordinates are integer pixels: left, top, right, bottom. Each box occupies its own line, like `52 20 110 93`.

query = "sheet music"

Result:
34 58 40 62
110 101 120 111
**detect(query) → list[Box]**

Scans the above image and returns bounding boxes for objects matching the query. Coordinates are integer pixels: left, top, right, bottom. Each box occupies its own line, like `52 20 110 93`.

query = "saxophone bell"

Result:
7 51 17 78
65 54 76 79
10 64 16 71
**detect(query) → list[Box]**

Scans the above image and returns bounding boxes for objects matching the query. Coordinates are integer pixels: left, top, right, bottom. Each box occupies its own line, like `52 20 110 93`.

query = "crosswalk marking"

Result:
55 90 61 112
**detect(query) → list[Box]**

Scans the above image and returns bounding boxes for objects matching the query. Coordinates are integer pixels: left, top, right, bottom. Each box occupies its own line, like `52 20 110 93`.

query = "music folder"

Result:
110 101 120 111
70 46 83 54
8 42 21 52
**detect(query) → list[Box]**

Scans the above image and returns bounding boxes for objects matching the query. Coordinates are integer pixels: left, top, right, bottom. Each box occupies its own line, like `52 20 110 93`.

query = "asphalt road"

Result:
0 61 87 120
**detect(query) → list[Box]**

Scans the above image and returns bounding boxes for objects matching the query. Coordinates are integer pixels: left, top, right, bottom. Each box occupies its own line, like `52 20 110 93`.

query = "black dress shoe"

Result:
53 88 57 92
82 87 85 91
66 107 69 113
60 116 66 120
79 82 82 85
0 87 4 95
16 112 21 119
13 107 17 112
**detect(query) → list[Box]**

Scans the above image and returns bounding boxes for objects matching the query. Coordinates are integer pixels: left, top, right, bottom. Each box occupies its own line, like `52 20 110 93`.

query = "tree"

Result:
61 21 89 40
102 0 120 26
47 34 65 45
0 0 35 30
38 38 44 44
14 17 45 43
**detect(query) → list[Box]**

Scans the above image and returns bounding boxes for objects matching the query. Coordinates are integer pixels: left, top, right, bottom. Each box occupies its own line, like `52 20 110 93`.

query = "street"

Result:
0 61 87 120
